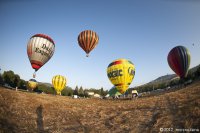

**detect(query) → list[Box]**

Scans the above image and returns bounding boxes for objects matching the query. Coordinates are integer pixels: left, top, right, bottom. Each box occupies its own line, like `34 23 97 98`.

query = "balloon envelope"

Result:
78 30 99 57
107 58 135 94
108 86 122 97
27 34 55 77
52 75 67 95
27 79 38 90
167 46 191 78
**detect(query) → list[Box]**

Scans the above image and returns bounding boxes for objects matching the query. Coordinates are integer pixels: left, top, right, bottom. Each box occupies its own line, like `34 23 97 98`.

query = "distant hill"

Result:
38 82 53 87
149 74 176 84
144 64 200 86
188 64 200 73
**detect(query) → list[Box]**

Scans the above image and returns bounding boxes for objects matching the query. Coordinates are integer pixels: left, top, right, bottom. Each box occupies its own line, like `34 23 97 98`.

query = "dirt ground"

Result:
0 81 200 133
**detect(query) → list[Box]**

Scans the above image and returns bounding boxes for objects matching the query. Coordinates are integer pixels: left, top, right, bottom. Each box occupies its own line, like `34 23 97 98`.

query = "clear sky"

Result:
0 0 200 90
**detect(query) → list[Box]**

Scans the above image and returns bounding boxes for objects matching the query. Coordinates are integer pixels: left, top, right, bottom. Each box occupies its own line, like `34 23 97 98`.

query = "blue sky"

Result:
0 0 200 90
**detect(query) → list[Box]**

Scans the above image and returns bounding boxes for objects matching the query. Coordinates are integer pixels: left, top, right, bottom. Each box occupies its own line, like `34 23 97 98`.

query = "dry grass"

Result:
0 81 200 133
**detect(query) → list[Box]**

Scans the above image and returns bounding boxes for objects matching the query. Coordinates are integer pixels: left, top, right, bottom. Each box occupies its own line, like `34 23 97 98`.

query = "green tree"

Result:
90 88 100 94
195 66 200 78
127 88 132 94
37 84 55 94
61 88 68 96
66 86 73 96
2 70 21 87
61 86 73 96
18 79 27 89
104 90 108 96
2 71 14 86
0 74 4 86
78 86 84 97
169 78 179 86
14 74 20 88
83 89 89 97
73 86 79 95
100 87 104 96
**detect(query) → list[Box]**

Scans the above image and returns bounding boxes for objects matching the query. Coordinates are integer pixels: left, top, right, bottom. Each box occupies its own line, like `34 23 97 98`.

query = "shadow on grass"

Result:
141 101 161 133
36 105 44 133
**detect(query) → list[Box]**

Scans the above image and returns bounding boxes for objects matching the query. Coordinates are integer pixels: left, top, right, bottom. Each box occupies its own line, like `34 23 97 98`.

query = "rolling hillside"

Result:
0 81 200 133
150 64 200 84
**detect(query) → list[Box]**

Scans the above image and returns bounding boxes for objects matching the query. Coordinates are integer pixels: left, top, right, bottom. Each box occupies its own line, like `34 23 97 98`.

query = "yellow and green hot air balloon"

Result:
27 79 38 91
108 86 122 97
52 75 67 95
107 58 135 94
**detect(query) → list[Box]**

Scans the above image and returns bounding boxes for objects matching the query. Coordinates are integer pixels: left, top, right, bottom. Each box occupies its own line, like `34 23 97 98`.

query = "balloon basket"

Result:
33 72 36 78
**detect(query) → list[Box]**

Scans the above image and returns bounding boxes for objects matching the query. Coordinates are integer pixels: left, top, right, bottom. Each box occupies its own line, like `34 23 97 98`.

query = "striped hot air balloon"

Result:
167 46 191 78
107 59 135 94
78 30 99 57
27 34 55 78
52 75 67 95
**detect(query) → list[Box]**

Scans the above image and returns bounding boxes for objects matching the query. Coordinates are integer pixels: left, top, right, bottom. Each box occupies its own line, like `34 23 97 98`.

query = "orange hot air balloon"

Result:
78 30 99 57
27 34 55 78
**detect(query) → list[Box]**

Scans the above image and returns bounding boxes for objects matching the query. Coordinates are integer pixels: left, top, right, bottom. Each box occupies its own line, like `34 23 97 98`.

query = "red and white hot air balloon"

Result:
27 34 55 78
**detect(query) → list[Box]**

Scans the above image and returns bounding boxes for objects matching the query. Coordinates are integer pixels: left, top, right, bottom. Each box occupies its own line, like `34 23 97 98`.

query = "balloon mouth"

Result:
56 91 61 95
31 63 41 70
119 90 126 94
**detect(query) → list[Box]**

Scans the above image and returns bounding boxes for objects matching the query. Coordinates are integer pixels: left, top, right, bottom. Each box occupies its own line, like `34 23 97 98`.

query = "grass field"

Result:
0 81 200 133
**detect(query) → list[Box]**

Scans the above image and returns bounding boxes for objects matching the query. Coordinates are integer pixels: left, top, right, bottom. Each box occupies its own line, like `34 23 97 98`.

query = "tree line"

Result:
1 65 199 96
0 70 108 97
0 70 26 89
35 84 108 97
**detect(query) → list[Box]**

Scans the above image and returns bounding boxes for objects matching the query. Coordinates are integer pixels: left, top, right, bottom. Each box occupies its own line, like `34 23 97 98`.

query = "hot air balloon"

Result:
78 30 99 57
27 79 38 91
107 58 135 94
52 75 67 95
108 86 122 97
167 46 191 78
27 34 55 78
